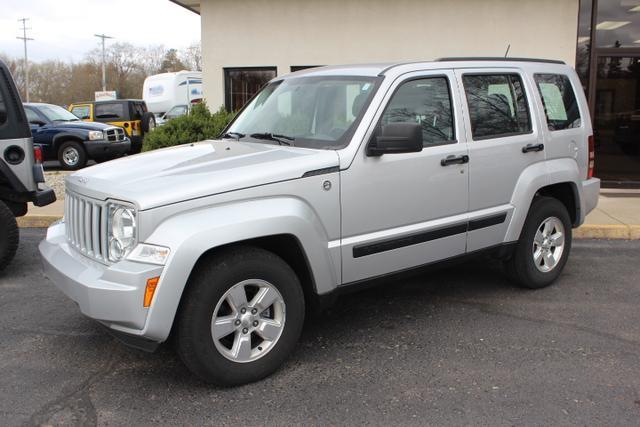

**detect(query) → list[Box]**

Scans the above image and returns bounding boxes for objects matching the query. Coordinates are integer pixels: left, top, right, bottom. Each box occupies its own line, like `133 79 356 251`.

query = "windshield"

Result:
165 105 188 120
39 104 79 122
227 76 378 149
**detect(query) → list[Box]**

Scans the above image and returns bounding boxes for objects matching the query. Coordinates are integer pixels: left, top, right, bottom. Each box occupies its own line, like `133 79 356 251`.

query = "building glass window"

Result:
290 66 322 72
462 74 532 140
224 67 277 111
576 0 594 91
595 0 640 48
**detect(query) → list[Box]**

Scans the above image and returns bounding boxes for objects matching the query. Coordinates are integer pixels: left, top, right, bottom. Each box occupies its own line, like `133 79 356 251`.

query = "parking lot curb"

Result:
574 224 640 240
16 214 640 240
17 215 62 229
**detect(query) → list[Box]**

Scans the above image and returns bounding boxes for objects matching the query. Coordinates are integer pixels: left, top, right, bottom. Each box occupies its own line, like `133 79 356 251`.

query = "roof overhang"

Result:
169 0 200 15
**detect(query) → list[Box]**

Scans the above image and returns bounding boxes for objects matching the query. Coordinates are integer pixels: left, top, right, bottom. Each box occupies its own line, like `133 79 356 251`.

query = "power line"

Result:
16 18 34 102
94 33 113 92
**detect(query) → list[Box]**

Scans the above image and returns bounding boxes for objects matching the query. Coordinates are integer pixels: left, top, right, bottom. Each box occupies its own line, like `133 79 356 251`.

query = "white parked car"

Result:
40 58 600 386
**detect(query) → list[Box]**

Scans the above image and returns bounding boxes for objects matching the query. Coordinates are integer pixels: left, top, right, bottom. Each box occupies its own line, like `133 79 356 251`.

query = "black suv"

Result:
0 60 56 270
24 103 130 170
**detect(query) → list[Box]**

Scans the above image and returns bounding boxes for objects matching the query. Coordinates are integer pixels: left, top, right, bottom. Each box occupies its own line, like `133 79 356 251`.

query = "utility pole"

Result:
94 33 113 91
16 18 33 102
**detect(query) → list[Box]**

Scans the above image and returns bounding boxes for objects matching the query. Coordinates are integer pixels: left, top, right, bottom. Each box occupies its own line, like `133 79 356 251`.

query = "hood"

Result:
65 140 339 210
53 121 116 131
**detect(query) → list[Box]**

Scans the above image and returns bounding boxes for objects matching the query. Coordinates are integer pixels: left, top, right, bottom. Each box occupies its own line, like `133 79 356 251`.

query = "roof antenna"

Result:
504 44 511 58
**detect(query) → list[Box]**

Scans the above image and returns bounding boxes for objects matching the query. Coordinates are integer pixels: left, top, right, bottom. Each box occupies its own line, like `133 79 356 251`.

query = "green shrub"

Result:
142 103 235 152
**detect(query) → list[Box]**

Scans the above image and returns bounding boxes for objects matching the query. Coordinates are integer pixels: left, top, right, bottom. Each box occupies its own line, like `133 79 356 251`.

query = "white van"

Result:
142 71 203 116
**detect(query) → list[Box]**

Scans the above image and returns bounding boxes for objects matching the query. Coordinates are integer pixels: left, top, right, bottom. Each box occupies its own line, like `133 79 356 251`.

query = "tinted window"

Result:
0 91 7 125
463 74 532 140
224 68 277 111
71 105 90 120
534 74 581 130
95 103 125 120
381 77 455 146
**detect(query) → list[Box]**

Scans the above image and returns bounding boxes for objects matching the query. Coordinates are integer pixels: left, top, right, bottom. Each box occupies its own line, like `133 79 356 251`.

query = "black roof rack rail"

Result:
436 57 565 65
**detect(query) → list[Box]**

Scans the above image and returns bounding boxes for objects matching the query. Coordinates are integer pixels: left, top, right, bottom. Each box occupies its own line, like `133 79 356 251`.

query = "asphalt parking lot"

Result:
1 229 639 426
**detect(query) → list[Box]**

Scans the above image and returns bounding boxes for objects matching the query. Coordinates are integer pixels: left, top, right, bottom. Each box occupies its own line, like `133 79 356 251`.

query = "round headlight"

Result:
108 205 136 262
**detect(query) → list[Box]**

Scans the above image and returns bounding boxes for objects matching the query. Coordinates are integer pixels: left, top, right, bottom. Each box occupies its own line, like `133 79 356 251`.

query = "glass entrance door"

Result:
594 55 640 183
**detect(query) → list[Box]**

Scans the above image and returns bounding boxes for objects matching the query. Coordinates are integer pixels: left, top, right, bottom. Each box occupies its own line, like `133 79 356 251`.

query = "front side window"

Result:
24 107 40 123
224 68 277 111
380 77 455 146
227 76 378 149
71 105 90 120
463 74 532 140
534 74 581 130
95 103 125 120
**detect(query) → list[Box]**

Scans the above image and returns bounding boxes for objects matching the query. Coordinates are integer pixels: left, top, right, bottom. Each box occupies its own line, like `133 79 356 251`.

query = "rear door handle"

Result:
522 143 544 153
440 154 469 166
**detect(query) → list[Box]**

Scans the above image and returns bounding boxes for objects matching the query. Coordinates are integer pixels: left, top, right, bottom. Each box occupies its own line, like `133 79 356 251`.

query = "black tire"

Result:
0 200 19 272
505 196 572 289
176 246 305 386
141 112 156 134
57 140 87 170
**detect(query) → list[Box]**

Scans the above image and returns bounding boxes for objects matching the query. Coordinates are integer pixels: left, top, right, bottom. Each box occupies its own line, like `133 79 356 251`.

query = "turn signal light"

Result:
144 277 160 307
587 135 595 179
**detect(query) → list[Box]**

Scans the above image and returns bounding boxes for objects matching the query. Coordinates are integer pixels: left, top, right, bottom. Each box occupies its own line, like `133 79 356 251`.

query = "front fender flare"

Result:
140 197 337 342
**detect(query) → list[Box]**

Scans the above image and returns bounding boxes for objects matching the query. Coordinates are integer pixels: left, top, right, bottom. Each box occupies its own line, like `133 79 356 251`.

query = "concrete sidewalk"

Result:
17 189 640 239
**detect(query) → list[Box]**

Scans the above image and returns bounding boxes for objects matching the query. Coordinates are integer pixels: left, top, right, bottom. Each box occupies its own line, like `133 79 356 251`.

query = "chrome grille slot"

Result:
65 191 108 264
105 128 125 142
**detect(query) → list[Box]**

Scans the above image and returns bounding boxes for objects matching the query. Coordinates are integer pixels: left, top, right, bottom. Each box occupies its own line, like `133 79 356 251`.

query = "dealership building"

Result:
172 0 640 185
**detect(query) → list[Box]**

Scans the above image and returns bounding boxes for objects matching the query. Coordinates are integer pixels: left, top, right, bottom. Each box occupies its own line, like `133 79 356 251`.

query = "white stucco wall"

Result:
200 0 579 109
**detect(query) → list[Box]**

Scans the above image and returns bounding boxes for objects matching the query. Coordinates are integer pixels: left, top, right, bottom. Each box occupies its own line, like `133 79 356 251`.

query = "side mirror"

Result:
366 123 423 156
29 120 46 127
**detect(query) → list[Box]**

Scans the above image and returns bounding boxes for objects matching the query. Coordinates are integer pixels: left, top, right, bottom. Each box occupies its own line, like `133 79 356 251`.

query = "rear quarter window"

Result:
95 103 125 120
0 89 6 125
534 74 581 130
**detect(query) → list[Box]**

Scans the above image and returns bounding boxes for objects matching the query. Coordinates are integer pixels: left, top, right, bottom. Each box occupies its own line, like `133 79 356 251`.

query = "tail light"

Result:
587 135 595 179
33 146 43 163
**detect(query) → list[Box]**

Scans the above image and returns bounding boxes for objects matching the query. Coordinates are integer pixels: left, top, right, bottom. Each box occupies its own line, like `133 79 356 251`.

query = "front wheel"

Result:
176 246 305 386
58 141 87 170
505 197 572 289
0 201 19 271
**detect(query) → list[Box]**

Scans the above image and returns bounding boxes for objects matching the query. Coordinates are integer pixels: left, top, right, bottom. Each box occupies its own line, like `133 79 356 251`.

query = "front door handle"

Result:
522 143 544 153
440 154 469 166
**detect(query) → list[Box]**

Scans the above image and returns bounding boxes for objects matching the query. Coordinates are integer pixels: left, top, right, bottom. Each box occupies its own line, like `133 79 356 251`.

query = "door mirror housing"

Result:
29 120 46 127
367 123 423 156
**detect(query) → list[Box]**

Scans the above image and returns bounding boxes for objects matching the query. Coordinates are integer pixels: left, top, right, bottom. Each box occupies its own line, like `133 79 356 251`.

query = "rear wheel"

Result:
58 141 87 170
0 200 19 271
505 196 572 289
176 246 305 386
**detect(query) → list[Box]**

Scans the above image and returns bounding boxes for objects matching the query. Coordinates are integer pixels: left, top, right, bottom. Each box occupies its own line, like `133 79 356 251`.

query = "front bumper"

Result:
84 138 131 158
39 222 163 338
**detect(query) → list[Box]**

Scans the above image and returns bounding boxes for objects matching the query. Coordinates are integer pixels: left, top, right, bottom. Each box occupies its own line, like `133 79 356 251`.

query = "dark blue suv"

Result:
23 103 131 170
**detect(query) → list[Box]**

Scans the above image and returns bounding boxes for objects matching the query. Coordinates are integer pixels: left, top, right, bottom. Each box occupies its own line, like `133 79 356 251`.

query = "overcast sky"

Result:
0 0 201 62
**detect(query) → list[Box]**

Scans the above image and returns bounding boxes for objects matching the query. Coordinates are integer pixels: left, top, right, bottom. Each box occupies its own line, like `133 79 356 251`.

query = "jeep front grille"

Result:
65 192 108 263
105 128 125 142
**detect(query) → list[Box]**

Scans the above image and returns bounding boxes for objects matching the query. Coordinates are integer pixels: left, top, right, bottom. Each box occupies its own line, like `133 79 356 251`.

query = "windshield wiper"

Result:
249 132 295 146
221 131 245 141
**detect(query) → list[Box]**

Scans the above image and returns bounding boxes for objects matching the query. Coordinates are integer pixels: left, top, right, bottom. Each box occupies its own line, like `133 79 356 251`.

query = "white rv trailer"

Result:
142 71 203 116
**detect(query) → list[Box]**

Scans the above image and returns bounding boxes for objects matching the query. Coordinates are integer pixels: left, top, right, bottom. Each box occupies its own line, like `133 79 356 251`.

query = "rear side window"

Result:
381 77 455 146
534 74 581 130
463 74 532 140
95 103 125 120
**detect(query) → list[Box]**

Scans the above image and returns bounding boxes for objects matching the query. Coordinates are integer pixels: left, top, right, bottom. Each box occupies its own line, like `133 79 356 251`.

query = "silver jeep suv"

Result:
40 58 600 386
